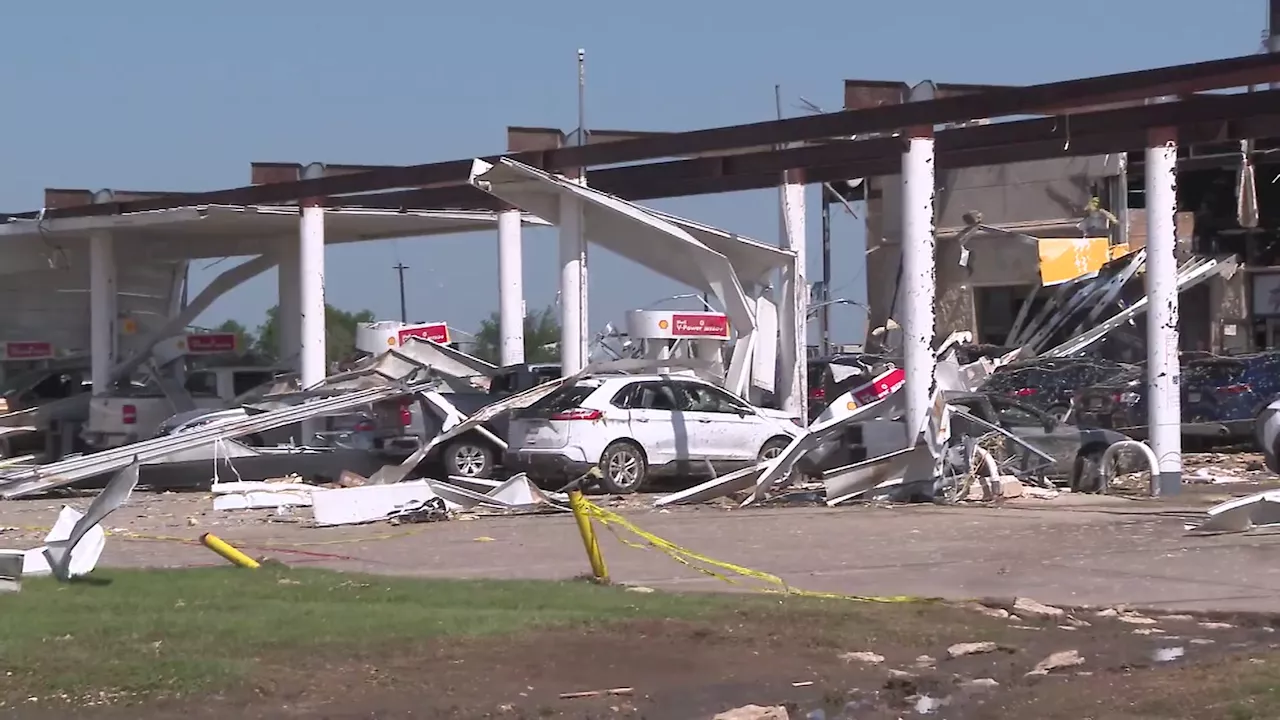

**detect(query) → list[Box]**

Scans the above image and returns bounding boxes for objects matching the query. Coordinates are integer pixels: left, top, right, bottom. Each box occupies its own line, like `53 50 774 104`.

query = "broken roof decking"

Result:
467 157 792 318
0 204 549 260
11 54 1280 220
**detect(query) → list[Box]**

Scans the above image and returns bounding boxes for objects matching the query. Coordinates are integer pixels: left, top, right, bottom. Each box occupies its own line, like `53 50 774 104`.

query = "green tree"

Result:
472 306 561 365
254 304 377 365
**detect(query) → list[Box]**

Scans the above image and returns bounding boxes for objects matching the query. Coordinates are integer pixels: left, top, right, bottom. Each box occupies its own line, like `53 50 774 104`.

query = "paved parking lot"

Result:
5 483 1280 612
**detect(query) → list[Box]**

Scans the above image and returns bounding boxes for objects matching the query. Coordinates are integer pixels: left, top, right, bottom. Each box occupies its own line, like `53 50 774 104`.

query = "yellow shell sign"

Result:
658 319 669 330
387 336 397 346
846 401 857 410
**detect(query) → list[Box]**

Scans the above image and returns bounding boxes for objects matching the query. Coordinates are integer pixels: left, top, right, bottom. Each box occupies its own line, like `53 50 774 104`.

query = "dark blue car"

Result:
1181 353 1280 442
1075 351 1280 447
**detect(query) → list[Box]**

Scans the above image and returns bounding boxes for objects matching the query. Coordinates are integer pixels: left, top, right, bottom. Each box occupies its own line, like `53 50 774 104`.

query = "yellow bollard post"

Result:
568 490 609 584
200 532 261 569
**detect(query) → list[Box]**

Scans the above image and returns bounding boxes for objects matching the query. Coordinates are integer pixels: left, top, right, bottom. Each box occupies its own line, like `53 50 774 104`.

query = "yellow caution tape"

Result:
578 498 932 604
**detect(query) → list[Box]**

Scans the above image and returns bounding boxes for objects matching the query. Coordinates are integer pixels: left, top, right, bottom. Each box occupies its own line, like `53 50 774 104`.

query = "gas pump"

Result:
624 310 730 378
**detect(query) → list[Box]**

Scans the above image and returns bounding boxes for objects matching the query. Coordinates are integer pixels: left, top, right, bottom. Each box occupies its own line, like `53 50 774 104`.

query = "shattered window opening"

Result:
622 382 680 411
990 399 1047 428
678 382 751 414
528 385 598 414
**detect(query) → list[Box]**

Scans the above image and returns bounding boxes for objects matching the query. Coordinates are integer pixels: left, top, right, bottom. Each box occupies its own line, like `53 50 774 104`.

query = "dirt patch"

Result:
9 602 1280 720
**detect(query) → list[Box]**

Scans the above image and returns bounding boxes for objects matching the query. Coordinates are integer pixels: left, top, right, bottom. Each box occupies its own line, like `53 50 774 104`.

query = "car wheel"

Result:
443 439 495 478
1071 447 1106 493
244 433 266 447
598 441 648 494
758 436 792 462
1047 405 1070 422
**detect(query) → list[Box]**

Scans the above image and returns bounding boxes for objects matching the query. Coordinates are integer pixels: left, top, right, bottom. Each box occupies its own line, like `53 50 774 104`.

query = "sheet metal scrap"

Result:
0 345 443 498
1008 252 1238 358
658 336 1003 508
1186 489 1280 534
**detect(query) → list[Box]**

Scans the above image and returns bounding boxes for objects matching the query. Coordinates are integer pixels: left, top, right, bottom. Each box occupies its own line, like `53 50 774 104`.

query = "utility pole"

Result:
393 262 409 323
820 186 832 355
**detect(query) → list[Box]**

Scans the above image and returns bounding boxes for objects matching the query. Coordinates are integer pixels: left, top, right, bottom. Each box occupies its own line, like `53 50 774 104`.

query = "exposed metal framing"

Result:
5 53 1279 220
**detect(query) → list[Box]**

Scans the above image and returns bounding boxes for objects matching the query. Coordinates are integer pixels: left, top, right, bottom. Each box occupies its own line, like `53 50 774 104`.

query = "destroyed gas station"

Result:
3 38 1280 609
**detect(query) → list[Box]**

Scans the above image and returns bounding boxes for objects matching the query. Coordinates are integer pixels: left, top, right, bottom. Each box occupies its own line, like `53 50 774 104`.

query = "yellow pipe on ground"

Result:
200 532 261 569
568 489 609 584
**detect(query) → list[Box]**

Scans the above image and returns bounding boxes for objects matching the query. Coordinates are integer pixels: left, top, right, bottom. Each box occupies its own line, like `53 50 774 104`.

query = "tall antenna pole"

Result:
393 262 409 323
577 48 587 171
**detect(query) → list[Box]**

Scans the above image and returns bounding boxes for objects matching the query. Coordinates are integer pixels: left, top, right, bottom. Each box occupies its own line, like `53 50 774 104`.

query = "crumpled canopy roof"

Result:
469 158 794 333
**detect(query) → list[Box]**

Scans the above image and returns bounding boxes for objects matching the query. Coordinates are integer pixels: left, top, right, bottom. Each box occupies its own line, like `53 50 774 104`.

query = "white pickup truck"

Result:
82 366 280 450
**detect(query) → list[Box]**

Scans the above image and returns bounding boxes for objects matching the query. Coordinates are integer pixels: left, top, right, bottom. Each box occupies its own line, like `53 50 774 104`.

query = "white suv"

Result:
506 374 803 493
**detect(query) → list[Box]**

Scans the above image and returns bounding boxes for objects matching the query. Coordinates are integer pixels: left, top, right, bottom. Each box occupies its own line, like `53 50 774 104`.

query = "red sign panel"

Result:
397 323 451 346
4 341 54 361
185 333 238 354
852 367 906 405
670 314 730 338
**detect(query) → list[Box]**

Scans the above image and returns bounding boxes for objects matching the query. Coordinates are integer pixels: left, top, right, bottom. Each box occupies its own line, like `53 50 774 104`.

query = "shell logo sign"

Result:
658 319 670 330
671 313 730 338
841 367 906 413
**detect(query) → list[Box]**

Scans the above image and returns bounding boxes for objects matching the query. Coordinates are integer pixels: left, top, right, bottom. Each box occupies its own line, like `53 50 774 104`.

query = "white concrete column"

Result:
89 229 117 395
777 170 808 419
1145 126 1181 496
298 162 327 391
497 208 526 366
277 245 302 369
558 190 588 375
901 129 937 438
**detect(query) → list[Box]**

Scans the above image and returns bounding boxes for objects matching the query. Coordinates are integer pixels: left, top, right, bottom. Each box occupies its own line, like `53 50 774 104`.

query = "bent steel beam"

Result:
469 157 784 396
280 92 1280 214
15 54 1280 219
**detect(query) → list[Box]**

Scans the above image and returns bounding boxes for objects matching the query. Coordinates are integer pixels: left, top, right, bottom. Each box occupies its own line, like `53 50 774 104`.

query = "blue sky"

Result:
0 1 1266 345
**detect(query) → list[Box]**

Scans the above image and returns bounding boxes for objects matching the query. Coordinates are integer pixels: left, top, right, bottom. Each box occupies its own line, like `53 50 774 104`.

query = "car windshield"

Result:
0 368 65 397
982 368 1035 391
229 375 293 405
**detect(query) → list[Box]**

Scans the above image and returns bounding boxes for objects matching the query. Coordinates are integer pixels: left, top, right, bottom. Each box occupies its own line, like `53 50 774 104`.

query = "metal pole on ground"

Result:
568 489 609 583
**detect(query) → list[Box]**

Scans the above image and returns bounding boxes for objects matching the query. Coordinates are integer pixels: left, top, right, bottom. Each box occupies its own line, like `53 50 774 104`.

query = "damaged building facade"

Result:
857 82 1277 357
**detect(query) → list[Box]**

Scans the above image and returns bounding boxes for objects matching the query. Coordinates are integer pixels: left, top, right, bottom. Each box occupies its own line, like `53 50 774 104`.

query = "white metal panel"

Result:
470 158 766 329
0 246 180 355
0 206 551 261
